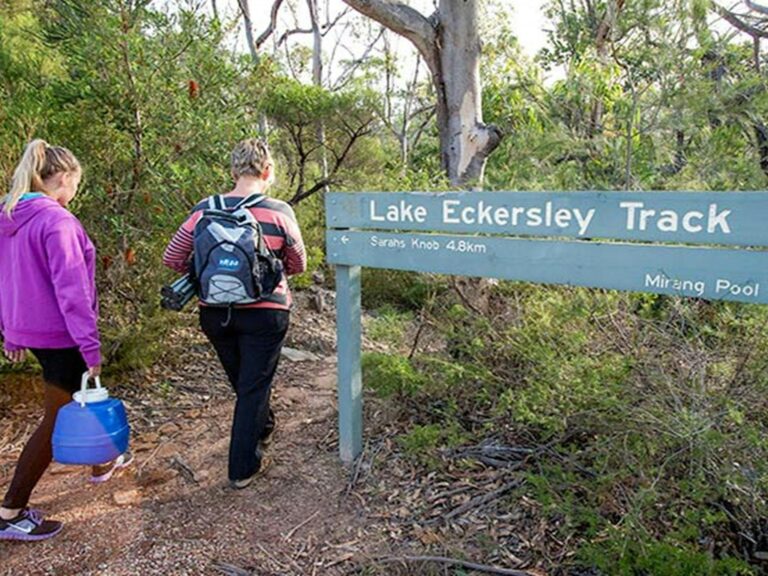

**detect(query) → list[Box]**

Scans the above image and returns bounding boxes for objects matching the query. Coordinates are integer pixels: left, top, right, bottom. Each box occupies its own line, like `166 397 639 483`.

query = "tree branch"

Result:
341 0 439 75
746 0 768 16
321 7 351 37
278 27 314 46
713 2 768 38
236 0 259 61
331 27 386 90
256 0 285 50
289 119 374 205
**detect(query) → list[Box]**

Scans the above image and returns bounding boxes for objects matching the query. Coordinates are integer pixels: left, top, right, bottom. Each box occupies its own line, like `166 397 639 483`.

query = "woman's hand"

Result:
3 348 27 363
88 365 101 378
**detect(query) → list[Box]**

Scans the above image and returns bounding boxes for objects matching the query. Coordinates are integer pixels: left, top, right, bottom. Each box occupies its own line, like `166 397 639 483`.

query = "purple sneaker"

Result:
0 508 62 542
89 451 134 484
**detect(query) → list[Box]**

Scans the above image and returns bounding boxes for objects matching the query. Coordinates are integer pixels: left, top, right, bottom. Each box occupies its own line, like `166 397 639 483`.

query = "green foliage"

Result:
366 306 414 348
398 423 468 468
289 245 324 291
362 352 425 398
581 537 756 576
366 281 768 572
0 1 382 369
492 287 632 433
4 2 768 571
362 270 446 310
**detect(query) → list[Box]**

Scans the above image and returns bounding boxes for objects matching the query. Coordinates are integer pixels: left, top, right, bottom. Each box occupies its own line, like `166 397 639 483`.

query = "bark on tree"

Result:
588 0 624 136
746 0 768 16
238 0 277 135
341 0 502 188
307 0 330 193
237 0 259 62
711 2 768 178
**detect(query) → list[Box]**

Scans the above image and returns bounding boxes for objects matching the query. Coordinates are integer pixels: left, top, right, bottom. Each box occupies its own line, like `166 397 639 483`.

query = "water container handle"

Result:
79 372 104 407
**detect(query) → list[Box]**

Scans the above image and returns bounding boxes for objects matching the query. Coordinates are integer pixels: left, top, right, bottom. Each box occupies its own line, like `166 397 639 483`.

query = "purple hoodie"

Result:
0 196 100 367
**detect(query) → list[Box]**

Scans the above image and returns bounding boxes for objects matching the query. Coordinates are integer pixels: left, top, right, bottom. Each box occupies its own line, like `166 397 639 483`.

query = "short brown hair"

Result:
230 138 272 179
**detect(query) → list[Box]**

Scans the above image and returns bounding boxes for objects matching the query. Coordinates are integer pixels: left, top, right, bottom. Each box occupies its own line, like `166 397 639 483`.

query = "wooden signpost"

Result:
326 191 768 462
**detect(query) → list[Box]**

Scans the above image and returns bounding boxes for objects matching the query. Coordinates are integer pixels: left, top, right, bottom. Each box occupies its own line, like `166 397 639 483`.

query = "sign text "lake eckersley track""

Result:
369 199 732 237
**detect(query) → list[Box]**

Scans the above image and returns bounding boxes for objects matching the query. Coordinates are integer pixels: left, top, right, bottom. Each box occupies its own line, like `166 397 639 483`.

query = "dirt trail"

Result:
0 303 387 576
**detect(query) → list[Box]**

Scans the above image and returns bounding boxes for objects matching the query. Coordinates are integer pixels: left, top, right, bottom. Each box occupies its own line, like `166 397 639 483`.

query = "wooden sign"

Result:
326 191 768 462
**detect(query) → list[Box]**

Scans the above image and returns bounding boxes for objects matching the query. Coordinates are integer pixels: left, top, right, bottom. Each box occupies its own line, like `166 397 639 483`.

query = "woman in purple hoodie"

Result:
0 140 131 541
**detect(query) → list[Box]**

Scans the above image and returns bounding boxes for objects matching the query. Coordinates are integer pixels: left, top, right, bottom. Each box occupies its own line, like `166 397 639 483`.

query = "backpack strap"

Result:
235 194 267 210
207 195 226 210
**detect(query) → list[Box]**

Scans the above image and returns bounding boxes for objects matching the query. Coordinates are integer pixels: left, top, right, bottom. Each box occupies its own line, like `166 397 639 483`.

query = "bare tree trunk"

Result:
589 0 623 136
238 0 259 62
624 77 637 189
436 0 501 188
307 0 330 193
237 0 269 135
752 36 768 178
400 55 422 172
118 1 143 211
713 6 768 178
342 0 502 188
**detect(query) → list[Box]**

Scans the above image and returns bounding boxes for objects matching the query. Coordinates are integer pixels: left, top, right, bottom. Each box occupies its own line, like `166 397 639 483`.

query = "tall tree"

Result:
341 0 502 188
712 0 768 177
307 0 329 193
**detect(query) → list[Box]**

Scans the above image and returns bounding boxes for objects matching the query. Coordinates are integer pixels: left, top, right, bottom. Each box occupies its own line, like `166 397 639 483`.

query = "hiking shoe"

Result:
229 456 271 490
0 508 62 542
261 408 276 448
89 450 134 484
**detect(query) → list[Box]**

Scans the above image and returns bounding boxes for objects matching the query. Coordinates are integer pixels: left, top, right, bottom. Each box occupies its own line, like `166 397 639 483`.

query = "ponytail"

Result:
5 139 47 217
3 139 80 216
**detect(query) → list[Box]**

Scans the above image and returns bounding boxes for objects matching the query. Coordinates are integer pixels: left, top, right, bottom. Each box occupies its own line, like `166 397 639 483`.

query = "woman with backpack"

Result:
163 138 306 489
0 140 131 542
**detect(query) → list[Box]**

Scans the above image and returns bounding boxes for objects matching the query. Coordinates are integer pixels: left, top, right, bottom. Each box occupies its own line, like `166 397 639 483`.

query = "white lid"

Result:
75 373 109 406
73 387 109 404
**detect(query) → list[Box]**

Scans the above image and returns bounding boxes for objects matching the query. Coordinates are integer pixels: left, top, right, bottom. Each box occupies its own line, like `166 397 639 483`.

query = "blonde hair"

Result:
4 139 80 216
230 138 273 180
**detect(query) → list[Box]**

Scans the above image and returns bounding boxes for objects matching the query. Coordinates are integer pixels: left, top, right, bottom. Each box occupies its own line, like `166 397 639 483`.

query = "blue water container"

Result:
52 374 130 465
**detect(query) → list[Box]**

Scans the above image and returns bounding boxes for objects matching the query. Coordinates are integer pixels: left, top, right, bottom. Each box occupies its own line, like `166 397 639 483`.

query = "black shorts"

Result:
29 347 87 395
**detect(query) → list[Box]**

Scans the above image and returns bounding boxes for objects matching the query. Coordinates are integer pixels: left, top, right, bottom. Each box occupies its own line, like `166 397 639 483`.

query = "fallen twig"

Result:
344 440 368 496
375 554 535 576
170 455 198 484
283 510 321 540
212 560 251 576
438 478 524 523
137 432 182 475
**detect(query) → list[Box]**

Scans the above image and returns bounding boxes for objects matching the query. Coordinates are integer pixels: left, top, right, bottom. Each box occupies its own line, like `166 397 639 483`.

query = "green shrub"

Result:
581 537 756 576
366 305 414 348
290 245 324 290
362 352 426 398
362 270 446 310
398 423 468 463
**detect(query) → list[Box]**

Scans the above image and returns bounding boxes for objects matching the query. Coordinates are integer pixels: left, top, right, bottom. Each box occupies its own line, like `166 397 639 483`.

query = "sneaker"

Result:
229 456 271 490
261 409 277 448
0 508 62 542
89 450 134 484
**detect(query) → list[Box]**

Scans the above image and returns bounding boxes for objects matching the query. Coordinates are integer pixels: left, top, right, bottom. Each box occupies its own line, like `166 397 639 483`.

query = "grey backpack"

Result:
192 194 283 306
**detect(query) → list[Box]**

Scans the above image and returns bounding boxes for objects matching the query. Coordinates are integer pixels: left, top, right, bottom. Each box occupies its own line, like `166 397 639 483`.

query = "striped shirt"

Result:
162 194 307 310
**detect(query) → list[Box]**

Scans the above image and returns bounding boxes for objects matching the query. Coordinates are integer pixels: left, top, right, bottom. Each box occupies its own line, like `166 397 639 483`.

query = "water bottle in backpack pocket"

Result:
192 194 283 306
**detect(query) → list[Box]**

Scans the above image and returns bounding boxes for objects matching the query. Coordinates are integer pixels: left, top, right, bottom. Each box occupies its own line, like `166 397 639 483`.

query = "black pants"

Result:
3 348 85 509
199 307 289 481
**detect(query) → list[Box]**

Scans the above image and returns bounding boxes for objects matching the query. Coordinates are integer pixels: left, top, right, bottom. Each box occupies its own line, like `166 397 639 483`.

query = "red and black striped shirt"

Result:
162 194 307 310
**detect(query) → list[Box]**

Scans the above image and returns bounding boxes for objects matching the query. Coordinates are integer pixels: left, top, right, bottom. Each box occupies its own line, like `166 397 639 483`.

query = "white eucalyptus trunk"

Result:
342 0 502 188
